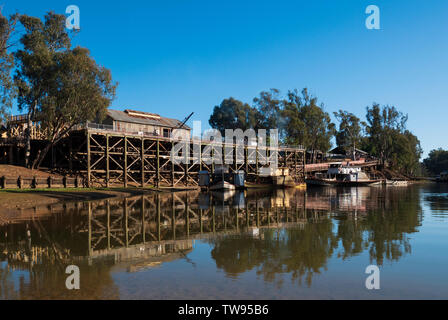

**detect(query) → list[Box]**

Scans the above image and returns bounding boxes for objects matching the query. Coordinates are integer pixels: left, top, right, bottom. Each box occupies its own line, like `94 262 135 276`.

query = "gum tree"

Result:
333 110 365 160
0 11 18 122
14 12 117 168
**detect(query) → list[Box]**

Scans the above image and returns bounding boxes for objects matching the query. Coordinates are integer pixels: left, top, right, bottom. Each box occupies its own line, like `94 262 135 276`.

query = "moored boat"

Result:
306 164 382 187
209 180 236 191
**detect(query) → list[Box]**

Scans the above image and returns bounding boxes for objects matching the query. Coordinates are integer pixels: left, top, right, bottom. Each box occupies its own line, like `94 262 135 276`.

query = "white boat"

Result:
306 164 383 187
209 180 236 191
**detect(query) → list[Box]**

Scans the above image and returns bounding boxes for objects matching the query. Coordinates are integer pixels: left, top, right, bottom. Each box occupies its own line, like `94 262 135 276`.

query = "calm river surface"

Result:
1 183 448 299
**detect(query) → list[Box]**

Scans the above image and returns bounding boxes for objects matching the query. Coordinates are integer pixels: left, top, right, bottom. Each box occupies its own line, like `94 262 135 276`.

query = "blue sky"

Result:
3 0 447 157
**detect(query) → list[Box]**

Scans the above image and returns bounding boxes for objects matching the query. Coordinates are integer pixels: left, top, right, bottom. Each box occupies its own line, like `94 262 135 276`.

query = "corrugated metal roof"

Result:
107 109 191 130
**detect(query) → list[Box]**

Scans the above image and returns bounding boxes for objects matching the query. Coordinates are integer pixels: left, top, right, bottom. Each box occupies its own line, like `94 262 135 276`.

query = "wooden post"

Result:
141 138 145 188
87 132 91 187
0 176 5 189
199 142 202 172
171 140 175 187
172 194 176 240
245 145 248 174
32 176 37 189
156 139 160 188
294 151 298 182
185 195 189 238
106 134 110 188
211 146 215 174
141 196 145 243
157 194 161 241
184 157 188 186
222 143 225 171
256 145 259 181
123 137 128 188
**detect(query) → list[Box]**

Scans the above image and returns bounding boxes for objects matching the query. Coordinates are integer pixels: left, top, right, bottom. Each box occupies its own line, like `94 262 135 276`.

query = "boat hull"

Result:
209 181 236 191
305 178 383 187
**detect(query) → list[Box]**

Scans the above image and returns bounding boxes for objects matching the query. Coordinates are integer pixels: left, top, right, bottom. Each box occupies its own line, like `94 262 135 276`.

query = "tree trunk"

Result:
32 140 53 169
24 103 36 168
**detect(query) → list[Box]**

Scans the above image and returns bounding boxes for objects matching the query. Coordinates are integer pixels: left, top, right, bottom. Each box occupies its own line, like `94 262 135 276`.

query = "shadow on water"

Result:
0 184 429 299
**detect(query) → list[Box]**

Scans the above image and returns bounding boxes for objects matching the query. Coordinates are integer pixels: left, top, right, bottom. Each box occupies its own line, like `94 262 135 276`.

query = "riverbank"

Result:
0 187 153 212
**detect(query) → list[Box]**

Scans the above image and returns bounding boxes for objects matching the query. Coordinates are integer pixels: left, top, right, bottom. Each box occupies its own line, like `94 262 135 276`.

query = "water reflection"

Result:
0 185 428 299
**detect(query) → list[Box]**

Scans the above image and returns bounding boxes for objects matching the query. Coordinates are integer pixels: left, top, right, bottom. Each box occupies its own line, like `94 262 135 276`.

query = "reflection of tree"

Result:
212 186 424 286
211 219 337 287
0 215 120 299
0 258 119 300
335 186 422 265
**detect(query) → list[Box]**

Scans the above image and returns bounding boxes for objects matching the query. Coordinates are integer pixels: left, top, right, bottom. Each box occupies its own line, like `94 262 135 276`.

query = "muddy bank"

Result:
0 186 201 225
0 188 155 224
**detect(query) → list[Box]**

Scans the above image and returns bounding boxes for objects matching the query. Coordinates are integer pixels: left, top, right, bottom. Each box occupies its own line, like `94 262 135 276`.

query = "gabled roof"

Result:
106 109 191 130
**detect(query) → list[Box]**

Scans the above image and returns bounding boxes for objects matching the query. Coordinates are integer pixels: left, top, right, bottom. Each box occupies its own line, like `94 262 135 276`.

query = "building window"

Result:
163 128 170 138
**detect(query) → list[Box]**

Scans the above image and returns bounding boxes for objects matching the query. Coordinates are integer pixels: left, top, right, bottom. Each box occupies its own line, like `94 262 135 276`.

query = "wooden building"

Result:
97 109 191 139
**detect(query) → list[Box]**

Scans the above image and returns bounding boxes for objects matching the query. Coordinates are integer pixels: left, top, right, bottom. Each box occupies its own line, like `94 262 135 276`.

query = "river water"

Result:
1 183 447 299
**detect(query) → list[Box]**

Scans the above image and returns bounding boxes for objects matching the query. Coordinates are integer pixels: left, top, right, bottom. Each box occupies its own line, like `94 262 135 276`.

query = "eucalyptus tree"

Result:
333 110 365 160
253 88 282 135
282 88 335 159
14 12 116 168
0 11 18 122
424 148 448 176
209 97 262 136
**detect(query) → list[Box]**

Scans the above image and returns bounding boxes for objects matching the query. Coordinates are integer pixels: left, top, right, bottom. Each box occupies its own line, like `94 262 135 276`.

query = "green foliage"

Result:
282 88 335 152
13 12 117 167
208 97 261 136
362 104 422 175
252 88 282 132
423 148 448 175
209 95 423 175
209 88 336 152
333 110 365 158
0 12 18 122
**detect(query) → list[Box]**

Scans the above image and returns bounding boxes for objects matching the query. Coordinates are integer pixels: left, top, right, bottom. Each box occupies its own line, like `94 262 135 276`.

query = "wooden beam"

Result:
156 139 160 188
87 132 91 187
141 138 145 188
106 134 110 188
123 137 128 188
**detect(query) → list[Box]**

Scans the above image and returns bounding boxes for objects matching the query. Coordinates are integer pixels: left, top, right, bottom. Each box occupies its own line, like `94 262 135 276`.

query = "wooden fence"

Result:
0 175 85 190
